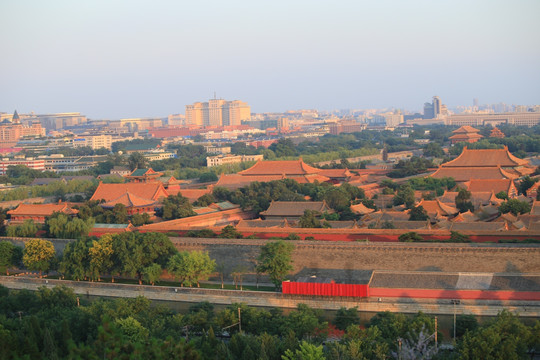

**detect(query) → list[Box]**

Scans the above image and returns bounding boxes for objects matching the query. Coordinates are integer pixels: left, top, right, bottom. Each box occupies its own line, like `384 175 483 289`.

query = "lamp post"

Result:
451 299 461 340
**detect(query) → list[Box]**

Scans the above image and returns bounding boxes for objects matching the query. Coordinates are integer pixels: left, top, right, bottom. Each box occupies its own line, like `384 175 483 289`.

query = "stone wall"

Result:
170 238 540 283
1 276 538 317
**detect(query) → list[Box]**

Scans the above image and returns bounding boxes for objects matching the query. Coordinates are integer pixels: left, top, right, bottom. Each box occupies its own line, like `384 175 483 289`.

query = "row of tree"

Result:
0 284 537 359
1 235 296 289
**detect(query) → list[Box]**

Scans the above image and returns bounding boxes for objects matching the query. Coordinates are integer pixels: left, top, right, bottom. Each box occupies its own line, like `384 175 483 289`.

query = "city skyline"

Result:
1 0 539 119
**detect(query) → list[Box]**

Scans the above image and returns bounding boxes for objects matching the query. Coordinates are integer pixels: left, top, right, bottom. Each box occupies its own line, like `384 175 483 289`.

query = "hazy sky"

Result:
1 0 539 119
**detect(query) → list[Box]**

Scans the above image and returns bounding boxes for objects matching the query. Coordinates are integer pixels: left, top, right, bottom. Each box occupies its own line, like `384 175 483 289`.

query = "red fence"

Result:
282 281 369 297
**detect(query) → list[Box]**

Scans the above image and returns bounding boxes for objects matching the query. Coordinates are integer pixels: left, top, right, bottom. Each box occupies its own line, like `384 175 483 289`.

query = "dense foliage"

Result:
0 286 536 359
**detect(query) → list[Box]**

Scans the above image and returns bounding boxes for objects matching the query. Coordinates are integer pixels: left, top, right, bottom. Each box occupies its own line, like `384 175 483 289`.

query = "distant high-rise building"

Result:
473 98 479 108
186 99 250 127
424 96 444 119
432 96 442 117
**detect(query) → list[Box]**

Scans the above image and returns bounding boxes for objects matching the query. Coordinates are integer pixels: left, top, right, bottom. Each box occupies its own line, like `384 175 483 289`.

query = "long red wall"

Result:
282 282 539 301
369 288 540 301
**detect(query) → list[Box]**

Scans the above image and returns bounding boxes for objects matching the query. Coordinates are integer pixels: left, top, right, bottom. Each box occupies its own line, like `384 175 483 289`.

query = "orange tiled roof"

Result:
451 210 479 222
442 147 528 167
101 191 157 208
416 199 458 216
7 203 78 216
215 174 286 189
350 202 375 215
430 166 518 181
238 159 321 176
317 169 353 178
176 188 212 203
90 182 168 202
260 201 332 217
452 126 481 134
463 179 515 194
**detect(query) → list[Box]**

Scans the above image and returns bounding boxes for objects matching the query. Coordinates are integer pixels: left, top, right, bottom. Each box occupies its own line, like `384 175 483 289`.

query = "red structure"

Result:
282 281 369 298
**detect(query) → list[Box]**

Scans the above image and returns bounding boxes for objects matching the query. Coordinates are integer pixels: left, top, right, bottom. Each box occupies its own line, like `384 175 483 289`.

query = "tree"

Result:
142 263 162 285
518 175 537 196
393 184 415 209
423 142 444 158
0 241 21 275
60 239 91 281
45 213 94 239
282 341 325 360
457 310 534 359
450 231 471 243
268 138 297 157
115 232 177 284
23 238 56 277
167 251 216 287
455 187 474 213
408 205 429 221
499 199 532 216
88 234 114 281
127 152 147 171
495 191 508 200
219 225 243 239
160 194 196 221
6 219 38 238
334 307 360 331
256 240 294 289
298 210 322 228
398 232 424 242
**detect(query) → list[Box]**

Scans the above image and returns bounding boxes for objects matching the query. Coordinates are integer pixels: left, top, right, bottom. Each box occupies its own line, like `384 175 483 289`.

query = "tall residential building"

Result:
186 99 250 127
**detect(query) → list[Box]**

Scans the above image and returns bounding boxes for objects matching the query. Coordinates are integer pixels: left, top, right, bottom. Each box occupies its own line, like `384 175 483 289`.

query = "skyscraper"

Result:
424 96 443 119
186 99 251 126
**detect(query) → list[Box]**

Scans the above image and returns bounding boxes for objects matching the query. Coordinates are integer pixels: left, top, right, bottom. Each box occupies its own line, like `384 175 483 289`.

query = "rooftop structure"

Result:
90 182 168 203
7 202 78 224
449 126 483 144
430 147 534 182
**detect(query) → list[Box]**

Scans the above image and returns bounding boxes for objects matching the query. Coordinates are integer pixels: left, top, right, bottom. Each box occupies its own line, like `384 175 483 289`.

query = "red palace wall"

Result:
282 282 539 301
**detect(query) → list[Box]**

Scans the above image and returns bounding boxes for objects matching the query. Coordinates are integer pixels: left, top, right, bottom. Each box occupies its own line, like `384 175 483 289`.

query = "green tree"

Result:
167 251 216 287
393 184 415 209
23 238 56 277
409 205 429 221
455 187 474 213
495 191 508 200
127 152 147 171
7 219 38 238
88 234 114 281
450 231 471 243
60 239 91 281
298 210 322 228
334 307 360 331
160 194 196 220
499 199 532 216
219 225 243 239
457 310 534 359
0 241 21 275
398 232 424 242
45 212 94 239
256 240 294 289
518 175 537 196
282 341 325 360
423 142 444 158
115 232 177 284
142 263 162 285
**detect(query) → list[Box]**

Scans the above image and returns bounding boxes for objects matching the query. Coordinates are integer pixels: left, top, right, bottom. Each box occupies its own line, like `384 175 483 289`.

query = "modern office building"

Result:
186 99 251 126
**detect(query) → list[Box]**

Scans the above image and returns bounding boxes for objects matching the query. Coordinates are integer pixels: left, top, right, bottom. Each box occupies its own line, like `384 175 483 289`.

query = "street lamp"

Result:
451 299 461 340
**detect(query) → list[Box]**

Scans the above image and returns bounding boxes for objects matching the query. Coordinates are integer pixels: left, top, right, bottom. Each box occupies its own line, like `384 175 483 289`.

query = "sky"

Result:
1 0 539 119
